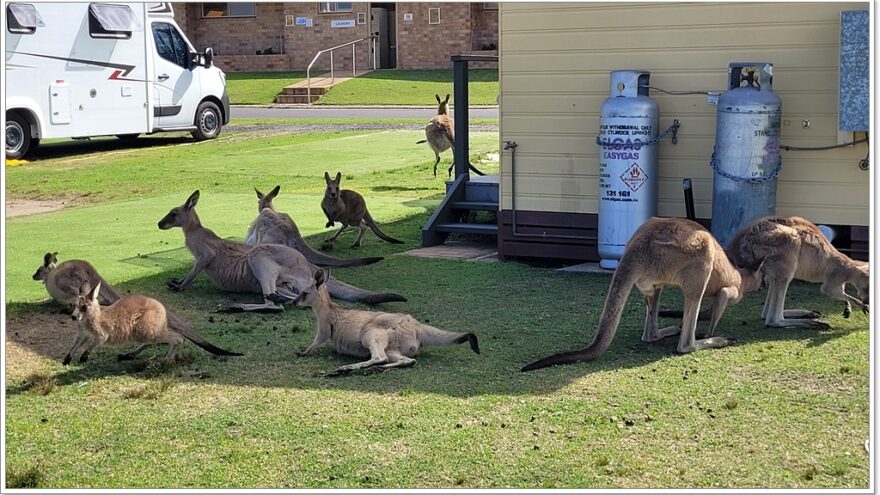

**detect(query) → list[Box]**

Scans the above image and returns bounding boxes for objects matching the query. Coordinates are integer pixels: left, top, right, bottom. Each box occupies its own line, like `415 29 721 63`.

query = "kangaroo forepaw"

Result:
62 355 72 365
323 368 354 378
78 353 89 363
862 305 870 315
167 278 183 291
265 293 289 304
325 221 334 228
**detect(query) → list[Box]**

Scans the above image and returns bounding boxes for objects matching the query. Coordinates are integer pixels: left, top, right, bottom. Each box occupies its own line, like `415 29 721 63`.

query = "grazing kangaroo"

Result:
320 172 405 248
33 252 120 305
521 218 764 372
159 190 405 312
296 268 480 376
416 94 455 177
65 282 242 365
246 185 384 268
726 215 869 329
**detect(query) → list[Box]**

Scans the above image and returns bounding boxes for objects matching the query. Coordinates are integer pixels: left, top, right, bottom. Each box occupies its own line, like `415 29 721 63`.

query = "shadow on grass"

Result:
225 71 312 81
21 135 194 162
6 209 867 398
354 69 497 83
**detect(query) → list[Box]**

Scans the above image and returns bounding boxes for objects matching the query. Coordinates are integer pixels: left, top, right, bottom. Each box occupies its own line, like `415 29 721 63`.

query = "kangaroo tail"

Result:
293 236 383 267
418 325 480 354
520 262 637 372
416 139 427 144
325 276 407 305
364 212 405 244
97 279 121 304
173 321 243 358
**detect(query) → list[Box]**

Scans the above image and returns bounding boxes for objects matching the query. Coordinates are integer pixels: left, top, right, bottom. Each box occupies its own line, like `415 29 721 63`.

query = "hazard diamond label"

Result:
620 163 648 192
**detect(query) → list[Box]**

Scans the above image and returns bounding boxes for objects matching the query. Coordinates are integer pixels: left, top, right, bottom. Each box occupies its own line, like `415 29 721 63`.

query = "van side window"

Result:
152 23 190 69
7 4 44 35
89 3 141 40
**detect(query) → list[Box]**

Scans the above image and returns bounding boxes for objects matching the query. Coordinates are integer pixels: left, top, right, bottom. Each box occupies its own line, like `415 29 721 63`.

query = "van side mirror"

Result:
203 47 214 68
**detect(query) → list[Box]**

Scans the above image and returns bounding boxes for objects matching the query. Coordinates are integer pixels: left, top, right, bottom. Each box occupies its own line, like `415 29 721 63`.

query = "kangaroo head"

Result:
324 172 342 200
295 268 330 308
436 93 450 115
32 252 58 281
71 281 100 322
158 190 200 230
738 262 766 295
255 185 280 212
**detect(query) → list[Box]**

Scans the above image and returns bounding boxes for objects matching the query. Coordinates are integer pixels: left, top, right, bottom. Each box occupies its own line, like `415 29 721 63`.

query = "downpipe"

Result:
505 140 597 241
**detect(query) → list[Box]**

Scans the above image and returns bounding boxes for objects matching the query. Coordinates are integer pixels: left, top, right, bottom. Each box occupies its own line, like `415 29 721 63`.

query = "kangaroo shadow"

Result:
23 135 194 161
6 210 867 398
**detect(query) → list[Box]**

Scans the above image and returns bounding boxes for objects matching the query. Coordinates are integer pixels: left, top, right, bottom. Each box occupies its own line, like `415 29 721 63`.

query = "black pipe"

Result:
683 178 696 221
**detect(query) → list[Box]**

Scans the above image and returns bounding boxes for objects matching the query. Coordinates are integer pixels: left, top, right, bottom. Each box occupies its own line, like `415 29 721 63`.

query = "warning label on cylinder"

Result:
620 163 648 192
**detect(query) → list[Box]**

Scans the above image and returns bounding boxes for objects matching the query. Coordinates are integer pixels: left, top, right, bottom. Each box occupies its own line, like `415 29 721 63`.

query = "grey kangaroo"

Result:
416 94 455 177
246 185 384 267
158 190 406 312
320 172 405 248
65 281 242 365
33 252 120 305
296 268 479 376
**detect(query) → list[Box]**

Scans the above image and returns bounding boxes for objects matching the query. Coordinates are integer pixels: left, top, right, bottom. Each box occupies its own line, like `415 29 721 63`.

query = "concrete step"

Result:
434 223 498 235
275 94 322 104
280 86 327 96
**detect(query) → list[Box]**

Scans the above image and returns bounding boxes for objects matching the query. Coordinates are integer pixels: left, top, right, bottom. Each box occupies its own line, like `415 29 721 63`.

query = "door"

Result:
150 21 198 128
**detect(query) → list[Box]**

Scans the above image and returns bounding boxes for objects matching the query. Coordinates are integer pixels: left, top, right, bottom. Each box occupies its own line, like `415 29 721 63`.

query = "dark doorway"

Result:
370 3 396 68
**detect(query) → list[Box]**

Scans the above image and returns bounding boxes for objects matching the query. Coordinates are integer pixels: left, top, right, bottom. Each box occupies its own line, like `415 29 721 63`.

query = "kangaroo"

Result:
158 190 406 312
726 215 869 329
246 185 384 268
320 172 405 248
33 252 120 305
65 282 243 365
295 268 479 376
416 94 455 177
521 218 764 372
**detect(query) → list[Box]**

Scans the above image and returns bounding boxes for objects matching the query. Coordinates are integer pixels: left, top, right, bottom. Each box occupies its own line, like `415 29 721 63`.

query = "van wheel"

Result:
191 101 222 141
5 113 31 159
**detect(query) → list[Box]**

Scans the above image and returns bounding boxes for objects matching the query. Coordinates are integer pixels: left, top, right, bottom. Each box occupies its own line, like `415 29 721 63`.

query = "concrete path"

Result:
231 105 499 120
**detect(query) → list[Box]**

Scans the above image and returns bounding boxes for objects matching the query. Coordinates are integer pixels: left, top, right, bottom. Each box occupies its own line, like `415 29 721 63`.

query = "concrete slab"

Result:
556 262 612 274
398 242 498 262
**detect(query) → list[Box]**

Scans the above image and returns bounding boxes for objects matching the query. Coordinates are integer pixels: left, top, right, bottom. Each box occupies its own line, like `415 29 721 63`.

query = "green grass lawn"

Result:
4 126 869 488
225 71 310 105
316 69 498 106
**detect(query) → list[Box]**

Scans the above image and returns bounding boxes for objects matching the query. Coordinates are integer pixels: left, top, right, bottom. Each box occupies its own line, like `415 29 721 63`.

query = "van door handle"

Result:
158 74 170 81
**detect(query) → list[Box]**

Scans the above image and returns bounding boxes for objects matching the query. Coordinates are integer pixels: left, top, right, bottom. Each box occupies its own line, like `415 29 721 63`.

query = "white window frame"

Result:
89 3 141 40
201 3 256 19
317 2 353 14
7 3 44 35
483 3 499 10
428 7 440 24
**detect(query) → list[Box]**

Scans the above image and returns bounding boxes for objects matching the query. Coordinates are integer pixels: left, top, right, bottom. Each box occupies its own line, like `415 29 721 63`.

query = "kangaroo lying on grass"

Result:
320 172 405 249
521 218 764 372
416 94 455 177
65 282 242 365
295 268 479 376
246 185 383 267
33 252 120 304
159 191 406 312
726 215 869 329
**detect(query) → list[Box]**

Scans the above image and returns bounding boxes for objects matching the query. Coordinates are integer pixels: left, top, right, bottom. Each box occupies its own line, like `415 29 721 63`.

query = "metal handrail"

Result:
306 35 376 104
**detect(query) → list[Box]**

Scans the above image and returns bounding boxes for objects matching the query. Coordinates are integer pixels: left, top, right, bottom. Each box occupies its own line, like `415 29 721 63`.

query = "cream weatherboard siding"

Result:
499 2 869 226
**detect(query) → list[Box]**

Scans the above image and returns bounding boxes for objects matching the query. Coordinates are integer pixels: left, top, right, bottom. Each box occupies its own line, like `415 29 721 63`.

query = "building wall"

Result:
471 4 498 50
396 3 474 69
179 3 287 58
282 3 372 71
499 2 870 228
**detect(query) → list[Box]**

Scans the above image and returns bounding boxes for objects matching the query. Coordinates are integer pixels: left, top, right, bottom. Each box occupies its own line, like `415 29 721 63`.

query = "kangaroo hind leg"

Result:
642 286 681 342
677 264 736 353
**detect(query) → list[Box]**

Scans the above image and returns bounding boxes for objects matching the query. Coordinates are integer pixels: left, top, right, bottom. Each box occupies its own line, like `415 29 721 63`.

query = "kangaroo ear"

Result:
184 190 200 209
43 252 57 266
444 94 450 103
315 267 330 287
268 185 280 199
88 282 101 302
324 172 331 184
255 187 264 199
334 172 342 184
436 94 441 104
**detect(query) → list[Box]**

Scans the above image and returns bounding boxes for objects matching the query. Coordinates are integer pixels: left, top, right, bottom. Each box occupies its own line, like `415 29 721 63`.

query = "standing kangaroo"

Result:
320 172 405 248
726 215 869 329
416 94 455 177
521 218 764 372
159 190 405 312
33 252 120 305
246 185 384 267
65 282 243 365
296 268 479 376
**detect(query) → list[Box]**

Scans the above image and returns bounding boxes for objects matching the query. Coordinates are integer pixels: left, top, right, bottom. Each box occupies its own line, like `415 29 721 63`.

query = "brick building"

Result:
172 2 498 72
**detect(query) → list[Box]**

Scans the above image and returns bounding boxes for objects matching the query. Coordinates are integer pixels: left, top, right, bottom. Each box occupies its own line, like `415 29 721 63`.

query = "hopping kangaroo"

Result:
65 282 242 365
296 268 480 376
321 172 405 248
159 191 405 312
726 215 869 329
416 93 455 177
246 185 384 267
521 218 763 372
33 252 120 304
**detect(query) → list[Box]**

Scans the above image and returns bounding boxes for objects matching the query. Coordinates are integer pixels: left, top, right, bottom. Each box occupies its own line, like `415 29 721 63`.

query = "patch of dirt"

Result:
6 311 76 377
6 199 70 218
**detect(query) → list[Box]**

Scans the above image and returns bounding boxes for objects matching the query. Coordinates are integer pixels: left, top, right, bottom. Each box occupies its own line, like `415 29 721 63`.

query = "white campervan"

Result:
5 2 229 159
